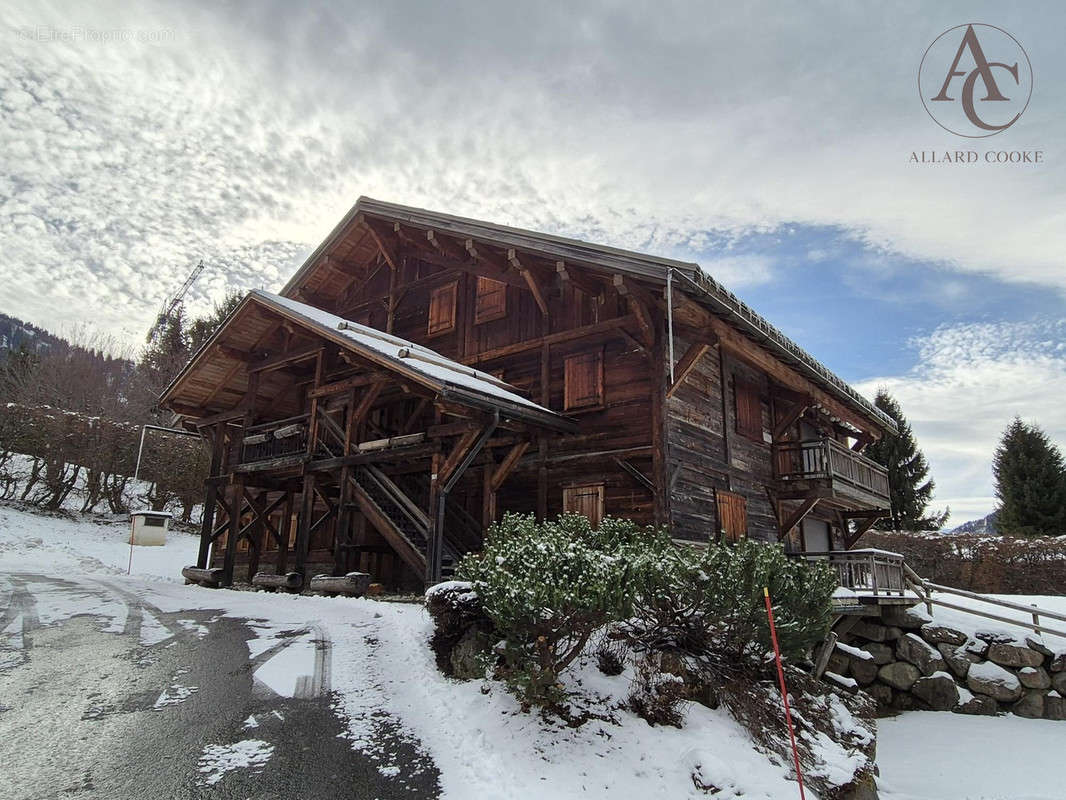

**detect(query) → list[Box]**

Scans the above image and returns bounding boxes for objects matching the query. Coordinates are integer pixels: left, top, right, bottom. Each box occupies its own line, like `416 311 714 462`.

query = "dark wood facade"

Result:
161 198 895 590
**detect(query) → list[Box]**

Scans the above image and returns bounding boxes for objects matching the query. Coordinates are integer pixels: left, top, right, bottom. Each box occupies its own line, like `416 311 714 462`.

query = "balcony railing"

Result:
802 549 906 597
239 414 309 465
773 437 890 503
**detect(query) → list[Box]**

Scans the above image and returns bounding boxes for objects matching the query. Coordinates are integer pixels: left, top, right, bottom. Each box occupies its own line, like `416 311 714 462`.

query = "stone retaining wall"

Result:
822 605 1066 721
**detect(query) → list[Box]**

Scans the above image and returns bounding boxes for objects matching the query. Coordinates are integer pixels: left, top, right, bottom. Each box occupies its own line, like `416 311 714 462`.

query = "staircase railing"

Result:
903 564 1066 640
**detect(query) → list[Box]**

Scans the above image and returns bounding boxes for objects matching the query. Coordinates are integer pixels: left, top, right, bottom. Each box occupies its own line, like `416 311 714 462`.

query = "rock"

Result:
963 637 989 659
878 661 920 691
850 657 879 687
912 672 960 711
937 643 978 679
863 642 895 665
882 605 932 629
1052 671 1066 695
449 626 489 679
1018 666 1051 690
920 623 968 647
1045 693 1066 721
1012 690 1046 719
889 689 917 711
987 642 1045 669
827 649 852 677
851 620 890 642
1050 652 1066 673
1025 635 1053 658
897 633 947 676
954 689 999 716
884 626 903 641
967 660 1024 702
867 682 893 708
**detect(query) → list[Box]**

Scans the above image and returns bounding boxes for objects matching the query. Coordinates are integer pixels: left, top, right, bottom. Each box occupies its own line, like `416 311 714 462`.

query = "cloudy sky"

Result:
1 0 1064 524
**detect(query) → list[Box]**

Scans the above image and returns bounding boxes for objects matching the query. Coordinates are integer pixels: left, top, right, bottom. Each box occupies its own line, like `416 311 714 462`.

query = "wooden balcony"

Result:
773 437 890 509
234 414 310 472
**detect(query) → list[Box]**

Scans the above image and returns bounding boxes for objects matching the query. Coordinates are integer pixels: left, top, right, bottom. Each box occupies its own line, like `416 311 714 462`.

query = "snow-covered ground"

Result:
3 503 1065 799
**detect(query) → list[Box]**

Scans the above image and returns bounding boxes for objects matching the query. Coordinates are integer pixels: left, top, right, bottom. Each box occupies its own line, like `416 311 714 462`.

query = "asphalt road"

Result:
0 573 439 799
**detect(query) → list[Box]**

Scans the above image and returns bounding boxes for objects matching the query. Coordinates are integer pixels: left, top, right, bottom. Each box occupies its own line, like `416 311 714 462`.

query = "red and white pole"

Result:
763 586 807 800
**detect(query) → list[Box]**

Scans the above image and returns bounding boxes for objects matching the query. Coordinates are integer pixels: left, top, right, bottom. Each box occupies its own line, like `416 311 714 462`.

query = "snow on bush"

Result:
455 513 673 708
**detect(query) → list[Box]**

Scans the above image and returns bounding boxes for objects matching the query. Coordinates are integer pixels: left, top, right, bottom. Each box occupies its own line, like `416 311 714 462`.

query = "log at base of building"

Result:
181 566 225 587
251 571 304 591
309 572 372 597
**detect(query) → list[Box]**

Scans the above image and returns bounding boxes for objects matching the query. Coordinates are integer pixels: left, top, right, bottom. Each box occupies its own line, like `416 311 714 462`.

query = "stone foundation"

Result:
822 605 1066 721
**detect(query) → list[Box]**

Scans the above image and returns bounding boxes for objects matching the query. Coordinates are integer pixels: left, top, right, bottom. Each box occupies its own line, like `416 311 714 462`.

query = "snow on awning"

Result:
248 291 574 432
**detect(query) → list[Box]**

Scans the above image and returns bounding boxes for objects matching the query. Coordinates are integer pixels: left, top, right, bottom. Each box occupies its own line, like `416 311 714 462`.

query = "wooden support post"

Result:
537 340 549 521
277 490 293 575
295 473 316 576
426 452 442 582
334 465 352 575
197 483 217 569
779 497 820 542
246 489 266 581
222 478 243 586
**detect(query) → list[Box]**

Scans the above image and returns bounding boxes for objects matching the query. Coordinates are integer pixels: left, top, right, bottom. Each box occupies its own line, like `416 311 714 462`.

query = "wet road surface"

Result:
0 573 439 799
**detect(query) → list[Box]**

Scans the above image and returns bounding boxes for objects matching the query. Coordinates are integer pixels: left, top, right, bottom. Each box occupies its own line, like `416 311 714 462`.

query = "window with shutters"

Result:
563 483 605 529
474 276 507 324
716 489 747 543
564 348 604 411
427 280 458 336
734 379 764 442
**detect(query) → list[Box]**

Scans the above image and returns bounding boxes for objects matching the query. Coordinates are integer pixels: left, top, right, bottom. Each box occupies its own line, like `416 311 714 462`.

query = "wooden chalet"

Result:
160 197 897 590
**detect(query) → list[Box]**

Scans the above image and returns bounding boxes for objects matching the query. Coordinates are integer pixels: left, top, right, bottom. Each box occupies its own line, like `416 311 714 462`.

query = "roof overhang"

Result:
159 290 577 434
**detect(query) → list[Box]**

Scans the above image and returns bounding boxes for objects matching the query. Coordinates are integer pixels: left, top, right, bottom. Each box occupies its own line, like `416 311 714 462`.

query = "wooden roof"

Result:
159 291 576 433
280 197 897 434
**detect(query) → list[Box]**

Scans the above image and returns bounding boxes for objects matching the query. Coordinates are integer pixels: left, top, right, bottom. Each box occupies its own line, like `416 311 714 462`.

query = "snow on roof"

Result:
251 291 566 425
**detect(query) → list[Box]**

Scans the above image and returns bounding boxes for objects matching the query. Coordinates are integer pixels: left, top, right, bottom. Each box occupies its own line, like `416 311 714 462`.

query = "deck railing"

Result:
803 549 906 596
240 414 309 464
774 437 890 501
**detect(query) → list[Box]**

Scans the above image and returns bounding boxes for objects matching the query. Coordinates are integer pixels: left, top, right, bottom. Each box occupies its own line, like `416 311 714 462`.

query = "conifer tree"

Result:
864 388 949 531
993 418 1066 537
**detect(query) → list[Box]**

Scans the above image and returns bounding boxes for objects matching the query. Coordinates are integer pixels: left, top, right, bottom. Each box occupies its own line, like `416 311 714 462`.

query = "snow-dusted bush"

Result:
628 539 837 664
456 513 672 707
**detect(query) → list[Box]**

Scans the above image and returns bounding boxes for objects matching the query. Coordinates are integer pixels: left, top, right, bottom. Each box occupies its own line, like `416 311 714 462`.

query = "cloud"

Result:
855 319 1066 525
698 254 776 288
0 0 1064 349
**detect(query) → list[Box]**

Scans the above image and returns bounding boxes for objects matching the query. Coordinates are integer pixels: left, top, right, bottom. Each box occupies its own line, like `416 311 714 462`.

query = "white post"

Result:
127 424 149 575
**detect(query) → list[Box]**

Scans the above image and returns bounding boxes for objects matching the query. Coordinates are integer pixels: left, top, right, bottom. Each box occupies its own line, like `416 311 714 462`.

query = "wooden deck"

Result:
804 549 915 610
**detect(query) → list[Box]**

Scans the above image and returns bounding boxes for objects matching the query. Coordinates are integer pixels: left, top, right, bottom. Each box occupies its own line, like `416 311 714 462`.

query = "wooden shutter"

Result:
716 489 747 543
475 277 507 324
564 349 604 410
734 379 763 441
427 281 458 335
563 483 605 529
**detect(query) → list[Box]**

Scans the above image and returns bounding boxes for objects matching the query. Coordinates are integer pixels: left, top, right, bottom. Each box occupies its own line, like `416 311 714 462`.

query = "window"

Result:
427 280 458 336
563 483 605 529
564 348 604 411
716 489 747 543
734 379 763 441
475 276 507 324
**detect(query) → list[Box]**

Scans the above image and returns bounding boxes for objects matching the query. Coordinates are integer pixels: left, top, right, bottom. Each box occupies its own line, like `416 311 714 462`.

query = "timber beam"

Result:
666 340 714 398
778 497 820 541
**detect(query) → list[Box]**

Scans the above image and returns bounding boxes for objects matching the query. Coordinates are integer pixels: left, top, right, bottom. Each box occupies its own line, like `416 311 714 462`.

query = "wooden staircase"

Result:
348 466 460 579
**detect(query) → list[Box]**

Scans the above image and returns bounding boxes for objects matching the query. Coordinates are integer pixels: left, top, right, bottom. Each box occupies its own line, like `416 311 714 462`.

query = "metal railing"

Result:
804 549 906 596
240 414 309 464
774 437 890 501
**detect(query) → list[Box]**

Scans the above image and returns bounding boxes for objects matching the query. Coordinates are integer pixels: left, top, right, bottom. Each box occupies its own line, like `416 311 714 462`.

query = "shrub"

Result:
456 513 672 707
628 653 686 727
628 539 837 664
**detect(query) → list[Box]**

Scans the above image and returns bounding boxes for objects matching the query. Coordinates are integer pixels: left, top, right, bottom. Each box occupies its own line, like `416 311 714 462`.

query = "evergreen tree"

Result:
865 388 949 531
993 418 1066 537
